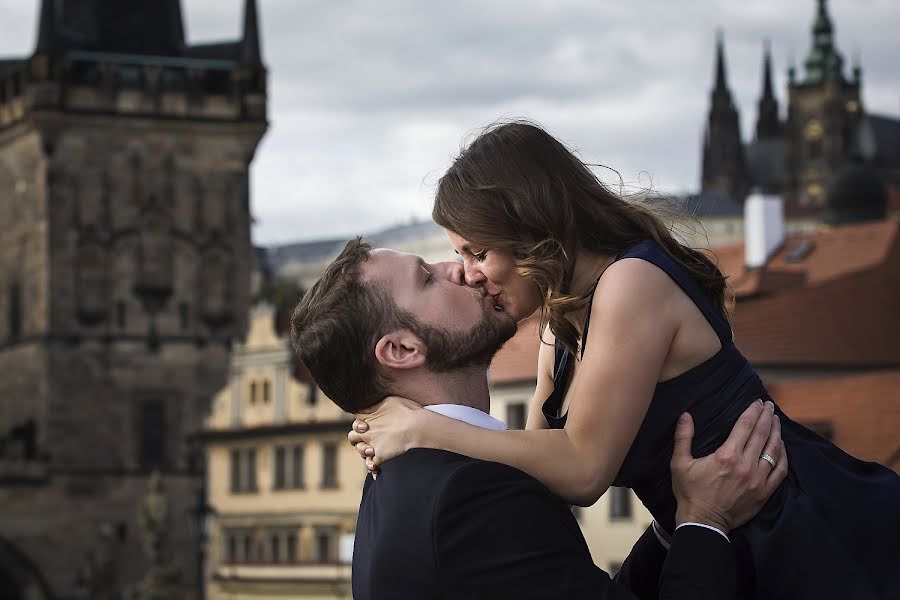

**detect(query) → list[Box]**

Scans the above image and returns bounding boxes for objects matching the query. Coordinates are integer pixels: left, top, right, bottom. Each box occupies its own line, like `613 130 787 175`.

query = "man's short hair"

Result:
290 238 401 413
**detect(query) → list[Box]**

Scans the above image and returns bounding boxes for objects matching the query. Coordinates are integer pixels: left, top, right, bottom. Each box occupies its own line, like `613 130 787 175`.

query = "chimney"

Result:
744 192 785 268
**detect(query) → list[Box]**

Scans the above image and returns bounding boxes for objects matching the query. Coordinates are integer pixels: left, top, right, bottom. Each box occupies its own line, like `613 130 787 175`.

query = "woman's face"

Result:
445 229 543 323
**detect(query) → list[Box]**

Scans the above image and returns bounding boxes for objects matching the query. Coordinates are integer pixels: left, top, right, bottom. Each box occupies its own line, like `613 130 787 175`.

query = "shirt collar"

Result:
424 404 507 431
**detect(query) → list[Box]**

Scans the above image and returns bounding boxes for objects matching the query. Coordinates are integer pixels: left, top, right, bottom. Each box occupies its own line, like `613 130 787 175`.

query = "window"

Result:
8 283 21 341
138 400 167 470
274 446 286 490
116 301 127 328
286 533 297 563
226 534 237 563
314 527 338 563
179 302 190 331
262 380 271 404
291 445 305 488
321 442 338 489
506 402 527 430
273 444 305 490
307 384 318 406
243 534 253 563
609 487 632 520
249 381 258 404
229 448 258 493
270 533 281 563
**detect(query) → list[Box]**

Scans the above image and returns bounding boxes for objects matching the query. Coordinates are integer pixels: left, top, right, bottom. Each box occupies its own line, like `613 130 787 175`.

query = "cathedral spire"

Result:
34 0 56 54
702 31 747 201
756 39 782 140
714 30 729 93
241 0 263 66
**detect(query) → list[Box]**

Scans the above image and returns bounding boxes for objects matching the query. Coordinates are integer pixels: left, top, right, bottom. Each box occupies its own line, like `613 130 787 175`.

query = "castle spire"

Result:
756 39 782 140
240 0 263 66
34 0 56 54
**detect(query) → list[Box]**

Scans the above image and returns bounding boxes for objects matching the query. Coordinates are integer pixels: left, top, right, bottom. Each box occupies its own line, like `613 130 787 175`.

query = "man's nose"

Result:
433 261 466 286
464 262 486 287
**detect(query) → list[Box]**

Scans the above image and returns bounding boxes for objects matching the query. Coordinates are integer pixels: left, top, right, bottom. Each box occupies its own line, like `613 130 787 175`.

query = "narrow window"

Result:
321 442 338 489
179 302 190 331
505 402 527 430
291 445 305 489
286 533 297 563
229 448 241 493
138 400 167 470
273 446 285 490
8 282 22 341
262 380 271 404
609 487 632 520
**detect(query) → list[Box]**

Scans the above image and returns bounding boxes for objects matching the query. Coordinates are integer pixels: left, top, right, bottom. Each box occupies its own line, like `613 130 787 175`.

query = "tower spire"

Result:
35 0 56 54
714 30 729 93
240 0 263 66
803 0 844 84
756 39 782 140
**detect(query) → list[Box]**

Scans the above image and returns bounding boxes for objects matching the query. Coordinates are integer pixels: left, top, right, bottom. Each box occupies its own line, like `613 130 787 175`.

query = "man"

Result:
290 239 787 600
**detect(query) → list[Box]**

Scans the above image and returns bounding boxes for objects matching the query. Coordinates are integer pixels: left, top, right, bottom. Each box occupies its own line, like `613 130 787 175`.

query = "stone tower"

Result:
0 0 267 597
784 0 862 214
701 32 748 202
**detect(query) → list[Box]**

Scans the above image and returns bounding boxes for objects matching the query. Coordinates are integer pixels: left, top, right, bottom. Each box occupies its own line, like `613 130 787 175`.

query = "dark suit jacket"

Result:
352 449 736 600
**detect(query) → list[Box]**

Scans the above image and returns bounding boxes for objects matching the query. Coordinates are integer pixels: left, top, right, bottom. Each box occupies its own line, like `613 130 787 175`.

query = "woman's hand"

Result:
347 396 423 473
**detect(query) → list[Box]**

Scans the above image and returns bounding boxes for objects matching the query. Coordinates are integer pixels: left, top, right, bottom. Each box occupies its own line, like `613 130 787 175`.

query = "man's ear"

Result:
374 330 426 370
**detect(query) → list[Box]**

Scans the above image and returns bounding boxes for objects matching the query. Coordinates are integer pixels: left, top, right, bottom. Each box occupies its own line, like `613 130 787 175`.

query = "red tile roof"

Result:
489 313 543 385
713 220 900 367
770 370 900 473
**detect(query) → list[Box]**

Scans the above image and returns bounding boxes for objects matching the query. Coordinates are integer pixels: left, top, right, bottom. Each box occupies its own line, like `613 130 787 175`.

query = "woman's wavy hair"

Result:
432 120 727 355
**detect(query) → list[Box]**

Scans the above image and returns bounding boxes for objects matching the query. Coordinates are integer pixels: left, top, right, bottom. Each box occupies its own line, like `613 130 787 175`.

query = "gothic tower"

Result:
756 40 782 141
0 1 267 596
701 33 748 202
784 0 862 214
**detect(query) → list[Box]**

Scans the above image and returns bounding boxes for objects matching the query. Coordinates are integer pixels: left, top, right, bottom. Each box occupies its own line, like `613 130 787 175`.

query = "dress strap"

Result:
606 239 732 346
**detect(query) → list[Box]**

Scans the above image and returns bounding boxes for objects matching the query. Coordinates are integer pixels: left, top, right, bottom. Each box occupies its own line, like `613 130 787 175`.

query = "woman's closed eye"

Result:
472 250 488 262
422 266 433 284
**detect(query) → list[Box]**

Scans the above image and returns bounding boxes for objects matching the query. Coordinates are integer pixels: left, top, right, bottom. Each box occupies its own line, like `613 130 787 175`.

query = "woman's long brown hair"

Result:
433 120 727 354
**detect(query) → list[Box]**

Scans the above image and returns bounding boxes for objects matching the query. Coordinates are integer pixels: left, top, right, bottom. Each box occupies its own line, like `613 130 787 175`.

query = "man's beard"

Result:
407 304 518 373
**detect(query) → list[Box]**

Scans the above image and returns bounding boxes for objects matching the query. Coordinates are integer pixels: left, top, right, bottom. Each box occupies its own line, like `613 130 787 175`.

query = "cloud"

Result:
1 0 898 244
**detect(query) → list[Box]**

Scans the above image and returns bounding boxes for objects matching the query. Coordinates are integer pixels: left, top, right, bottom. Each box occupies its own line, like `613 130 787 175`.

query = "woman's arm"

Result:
359 259 680 506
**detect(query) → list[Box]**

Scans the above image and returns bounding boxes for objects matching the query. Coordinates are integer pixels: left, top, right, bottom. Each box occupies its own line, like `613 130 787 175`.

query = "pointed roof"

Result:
240 0 263 66
756 40 782 140
714 31 729 93
802 0 846 84
34 0 56 54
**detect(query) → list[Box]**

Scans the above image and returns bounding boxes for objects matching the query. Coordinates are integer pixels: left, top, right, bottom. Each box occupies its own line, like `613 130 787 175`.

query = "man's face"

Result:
362 249 517 370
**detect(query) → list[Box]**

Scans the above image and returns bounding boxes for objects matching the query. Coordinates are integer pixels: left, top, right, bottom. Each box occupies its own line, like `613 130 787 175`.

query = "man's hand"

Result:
671 400 787 533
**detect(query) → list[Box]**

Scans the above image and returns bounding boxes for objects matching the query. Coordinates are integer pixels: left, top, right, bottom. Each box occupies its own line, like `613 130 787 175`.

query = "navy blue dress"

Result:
542 239 900 599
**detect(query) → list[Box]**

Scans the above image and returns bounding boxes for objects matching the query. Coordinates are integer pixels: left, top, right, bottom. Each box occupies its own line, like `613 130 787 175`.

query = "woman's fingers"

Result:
355 442 374 458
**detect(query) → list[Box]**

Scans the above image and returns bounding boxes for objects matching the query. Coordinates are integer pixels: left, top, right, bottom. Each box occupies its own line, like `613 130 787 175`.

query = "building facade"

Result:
202 304 361 600
0 1 267 597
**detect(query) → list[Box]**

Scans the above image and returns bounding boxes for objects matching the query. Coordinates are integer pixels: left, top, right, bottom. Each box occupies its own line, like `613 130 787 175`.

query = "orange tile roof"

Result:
769 370 900 473
714 220 900 367
489 313 543 385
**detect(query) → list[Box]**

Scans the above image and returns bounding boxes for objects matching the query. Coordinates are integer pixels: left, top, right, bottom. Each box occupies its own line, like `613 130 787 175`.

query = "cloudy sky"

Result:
1 1 898 245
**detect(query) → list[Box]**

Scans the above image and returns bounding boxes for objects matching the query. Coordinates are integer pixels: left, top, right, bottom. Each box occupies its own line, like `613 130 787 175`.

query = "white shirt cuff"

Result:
651 520 671 550
675 522 730 543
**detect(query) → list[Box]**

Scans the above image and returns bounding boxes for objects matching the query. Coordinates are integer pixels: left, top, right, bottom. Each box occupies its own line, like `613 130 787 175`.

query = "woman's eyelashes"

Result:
422 266 433 284
473 250 487 263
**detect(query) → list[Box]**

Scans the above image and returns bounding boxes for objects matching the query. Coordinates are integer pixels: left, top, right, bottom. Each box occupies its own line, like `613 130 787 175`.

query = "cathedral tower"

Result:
784 0 862 214
0 1 267 596
701 33 748 202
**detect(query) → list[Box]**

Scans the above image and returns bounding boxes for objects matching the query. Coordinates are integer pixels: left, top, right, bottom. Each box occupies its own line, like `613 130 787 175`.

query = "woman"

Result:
349 121 899 599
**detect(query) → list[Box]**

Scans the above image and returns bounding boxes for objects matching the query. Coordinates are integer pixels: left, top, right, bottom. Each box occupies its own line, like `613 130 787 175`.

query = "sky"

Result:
1 1 898 246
